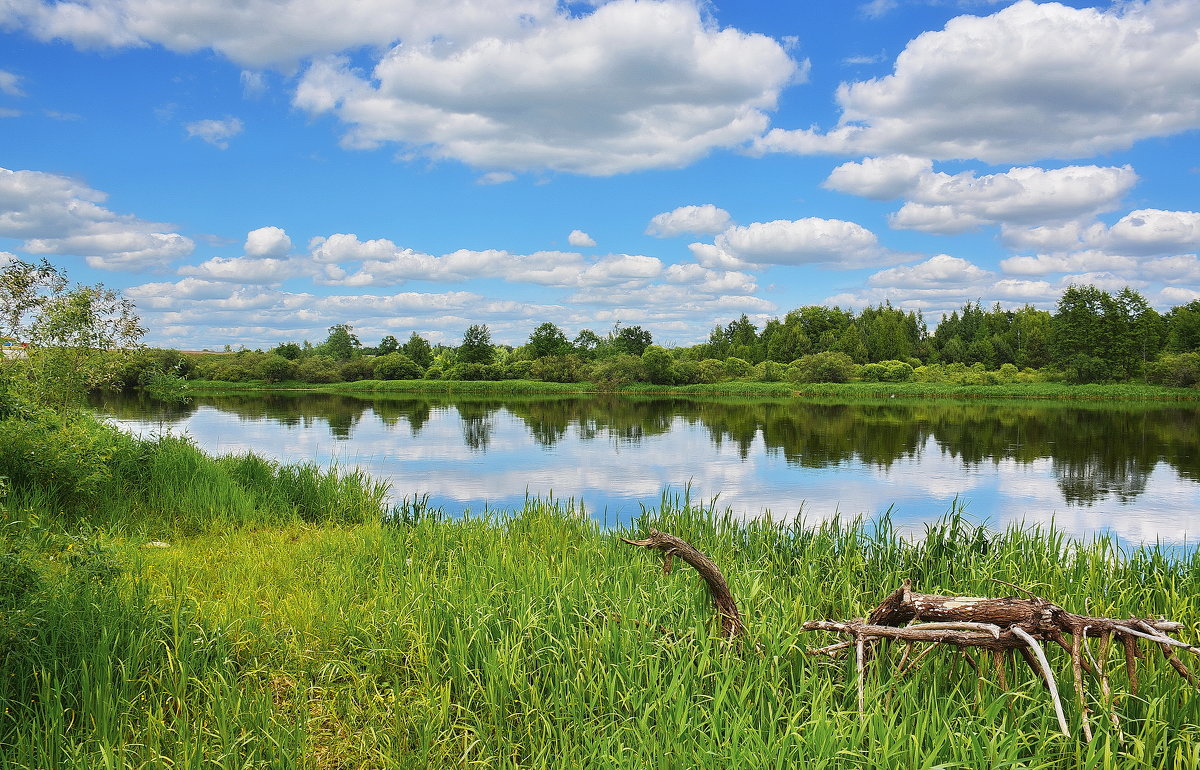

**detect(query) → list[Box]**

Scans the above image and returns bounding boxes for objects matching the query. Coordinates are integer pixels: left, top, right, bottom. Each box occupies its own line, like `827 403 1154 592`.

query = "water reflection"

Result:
93 392 1200 544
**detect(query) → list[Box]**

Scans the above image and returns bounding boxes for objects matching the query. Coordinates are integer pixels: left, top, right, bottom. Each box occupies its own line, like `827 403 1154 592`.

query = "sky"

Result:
1 0 1198 350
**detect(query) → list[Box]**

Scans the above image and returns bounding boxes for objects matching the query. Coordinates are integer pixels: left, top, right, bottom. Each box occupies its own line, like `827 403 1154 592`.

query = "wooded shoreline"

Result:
180 376 1200 402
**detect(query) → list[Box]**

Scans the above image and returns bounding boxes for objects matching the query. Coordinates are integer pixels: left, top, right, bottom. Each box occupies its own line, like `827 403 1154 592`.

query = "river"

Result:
93 391 1200 546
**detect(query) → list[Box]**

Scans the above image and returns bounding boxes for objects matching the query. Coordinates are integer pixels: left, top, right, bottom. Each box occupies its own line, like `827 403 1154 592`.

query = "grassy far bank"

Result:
182 376 1200 402
4 409 1200 767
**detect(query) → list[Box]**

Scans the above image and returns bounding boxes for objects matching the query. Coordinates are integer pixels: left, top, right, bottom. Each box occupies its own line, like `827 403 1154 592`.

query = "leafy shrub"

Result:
1063 354 1109 385
641 346 676 385
339 358 376 382
529 354 587 383
724 357 753 379
859 360 914 382
295 355 342 384
753 360 786 382
257 354 297 383
1145 353 1200 387
787 351 856 383
506 359 535 380
111 348 194 389
0 408 132 503
447 362 505 381
696 359 727 384
673 359 701 385
373 352 423 380
591 355 646 389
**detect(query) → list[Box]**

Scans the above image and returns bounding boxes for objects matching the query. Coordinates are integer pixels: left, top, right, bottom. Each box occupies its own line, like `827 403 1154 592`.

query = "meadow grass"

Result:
3 470 1200 768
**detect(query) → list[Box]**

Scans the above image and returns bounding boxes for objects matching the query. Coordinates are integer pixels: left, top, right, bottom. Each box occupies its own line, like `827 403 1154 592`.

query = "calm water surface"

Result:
94 392 1200 546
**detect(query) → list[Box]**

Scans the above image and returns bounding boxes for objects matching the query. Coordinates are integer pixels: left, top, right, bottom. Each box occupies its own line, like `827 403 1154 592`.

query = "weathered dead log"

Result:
804 580 1200 740
865 579 1183 640
620 529 744 638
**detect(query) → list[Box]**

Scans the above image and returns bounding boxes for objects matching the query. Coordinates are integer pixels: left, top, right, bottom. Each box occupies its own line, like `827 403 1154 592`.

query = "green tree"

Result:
528 322 572 359
1011 306 1052 369
612 325 652 356
1109 287 1163 373
1052 285 1107 370
1 260 145 406
458 324 496 364
763 318 811 363
321 324 361 361
402 333 434 368
726 314 758 347
1165 300 1200 353
377 335 400 355
794 306 853 351
573 329 602 358
272 342 302 360
832 324 869 364
704 324 731 359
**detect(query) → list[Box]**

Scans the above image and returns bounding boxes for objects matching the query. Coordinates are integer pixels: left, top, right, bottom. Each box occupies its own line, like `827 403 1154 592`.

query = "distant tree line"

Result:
132 285 1200 389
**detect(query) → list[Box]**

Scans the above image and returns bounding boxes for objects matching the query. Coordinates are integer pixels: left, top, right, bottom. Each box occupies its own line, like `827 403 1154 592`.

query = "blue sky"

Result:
1 0 1198 349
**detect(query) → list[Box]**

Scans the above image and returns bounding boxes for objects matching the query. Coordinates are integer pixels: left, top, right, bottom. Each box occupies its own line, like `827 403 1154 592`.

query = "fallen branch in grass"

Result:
619 529 743 639
802 579 1200 740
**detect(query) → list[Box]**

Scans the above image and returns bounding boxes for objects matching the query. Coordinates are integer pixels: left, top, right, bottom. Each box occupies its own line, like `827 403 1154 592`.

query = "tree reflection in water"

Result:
93 391 1200 508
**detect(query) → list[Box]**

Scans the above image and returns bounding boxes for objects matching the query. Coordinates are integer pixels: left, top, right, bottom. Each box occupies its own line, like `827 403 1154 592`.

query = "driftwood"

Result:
618 530 1199 741
803 579 1200 740
620 529 744 638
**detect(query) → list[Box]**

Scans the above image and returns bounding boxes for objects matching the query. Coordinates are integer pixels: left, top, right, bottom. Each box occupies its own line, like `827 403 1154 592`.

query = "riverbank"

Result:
3 408 1199 767
3 454 1199 767
182 377 1200 402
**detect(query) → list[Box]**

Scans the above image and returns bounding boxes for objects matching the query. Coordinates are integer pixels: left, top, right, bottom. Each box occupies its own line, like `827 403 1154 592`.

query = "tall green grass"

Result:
4 480 1200 768
0 408 389 537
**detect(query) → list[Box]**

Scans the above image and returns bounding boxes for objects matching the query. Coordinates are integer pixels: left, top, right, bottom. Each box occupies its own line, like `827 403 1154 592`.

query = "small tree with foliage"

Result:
321 324 361 361
612 325 652 357
528 322 572 359
1 258 146 406
272 342 302 360
457 324 495 365
296 355 342 383
377 335 400 355
573 329 602 359
402 333 435 369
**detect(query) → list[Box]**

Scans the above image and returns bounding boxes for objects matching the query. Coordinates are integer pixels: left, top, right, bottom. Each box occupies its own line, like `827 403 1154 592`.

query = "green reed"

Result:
3 452 1200 767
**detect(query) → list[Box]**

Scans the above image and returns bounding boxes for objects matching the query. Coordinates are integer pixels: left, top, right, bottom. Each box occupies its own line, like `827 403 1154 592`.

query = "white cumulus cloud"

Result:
827 157 1137 234
0 0 559 68
293 0 800 175
244 225 292 258
866 254 991 288
646 204 733 237
178 256 308 284
1103 209 1200 256
0 166 194 270
757 0 1200 163
711 217 890 269
568 230 596 248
